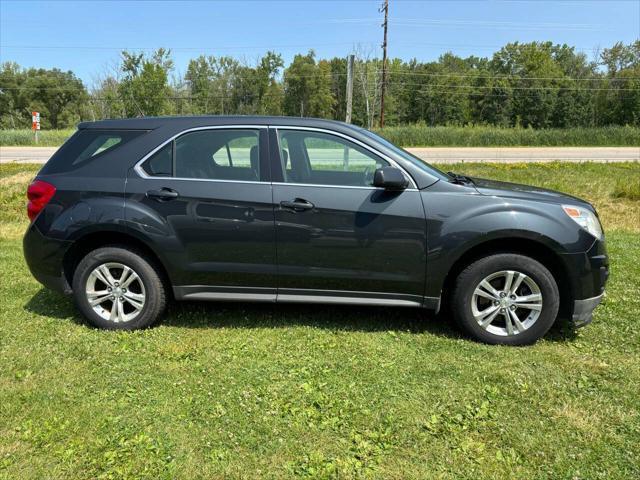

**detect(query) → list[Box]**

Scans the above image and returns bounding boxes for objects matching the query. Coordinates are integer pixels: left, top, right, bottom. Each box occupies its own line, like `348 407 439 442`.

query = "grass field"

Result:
376 125 640 147
2 125 640 147
0 129 76 147
1 162 639 479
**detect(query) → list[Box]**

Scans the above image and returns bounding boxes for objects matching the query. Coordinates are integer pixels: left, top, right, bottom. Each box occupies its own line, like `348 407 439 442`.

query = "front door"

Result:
270 128 427 305
125 127 277 299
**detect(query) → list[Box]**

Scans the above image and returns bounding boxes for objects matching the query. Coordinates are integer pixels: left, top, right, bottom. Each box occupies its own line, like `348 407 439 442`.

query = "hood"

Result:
470 177 593 209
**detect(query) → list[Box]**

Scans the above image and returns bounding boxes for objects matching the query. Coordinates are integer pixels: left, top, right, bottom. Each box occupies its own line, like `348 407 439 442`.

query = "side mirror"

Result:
373 167 409 191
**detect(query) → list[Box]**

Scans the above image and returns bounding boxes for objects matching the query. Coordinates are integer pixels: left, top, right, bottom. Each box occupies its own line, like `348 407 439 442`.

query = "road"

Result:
1 146 638 165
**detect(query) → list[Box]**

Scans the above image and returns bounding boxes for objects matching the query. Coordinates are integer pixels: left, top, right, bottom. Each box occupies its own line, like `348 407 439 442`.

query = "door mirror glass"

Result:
373 167 409 190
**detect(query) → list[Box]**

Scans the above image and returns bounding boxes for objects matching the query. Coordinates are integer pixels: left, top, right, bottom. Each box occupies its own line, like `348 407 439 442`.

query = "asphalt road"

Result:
1 146 638 165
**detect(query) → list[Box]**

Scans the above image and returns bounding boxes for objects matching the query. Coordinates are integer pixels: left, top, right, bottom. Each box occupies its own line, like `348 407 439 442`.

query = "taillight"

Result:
27 180 56 222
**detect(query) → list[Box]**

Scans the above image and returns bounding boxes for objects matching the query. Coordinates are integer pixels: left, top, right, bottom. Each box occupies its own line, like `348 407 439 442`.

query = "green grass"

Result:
612 179 640 201
0 129 75 147
3 125 640 147
1 163 639 479
375 124 640 147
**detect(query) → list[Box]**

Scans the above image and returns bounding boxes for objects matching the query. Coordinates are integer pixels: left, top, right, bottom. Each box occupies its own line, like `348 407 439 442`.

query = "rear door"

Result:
270 127 427 305
125 126 277 300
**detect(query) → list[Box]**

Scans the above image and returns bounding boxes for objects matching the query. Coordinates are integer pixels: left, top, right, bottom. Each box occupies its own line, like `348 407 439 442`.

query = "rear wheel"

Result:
72 246 167 330
451 253 559 345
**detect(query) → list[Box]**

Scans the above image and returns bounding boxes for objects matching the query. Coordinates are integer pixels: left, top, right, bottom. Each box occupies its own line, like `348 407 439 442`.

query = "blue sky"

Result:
1 0 638 85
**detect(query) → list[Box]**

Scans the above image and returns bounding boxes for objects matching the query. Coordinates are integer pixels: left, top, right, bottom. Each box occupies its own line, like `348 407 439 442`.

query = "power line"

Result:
328 17 609 31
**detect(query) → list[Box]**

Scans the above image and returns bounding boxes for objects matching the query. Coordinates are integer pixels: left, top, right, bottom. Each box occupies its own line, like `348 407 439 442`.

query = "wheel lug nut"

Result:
500 292 506 297
510 295 516 300
510 305 516 310
494 301 499 306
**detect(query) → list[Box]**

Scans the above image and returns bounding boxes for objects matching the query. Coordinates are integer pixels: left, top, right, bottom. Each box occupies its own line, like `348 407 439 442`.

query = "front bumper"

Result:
560 237 608 328
572 293 604 328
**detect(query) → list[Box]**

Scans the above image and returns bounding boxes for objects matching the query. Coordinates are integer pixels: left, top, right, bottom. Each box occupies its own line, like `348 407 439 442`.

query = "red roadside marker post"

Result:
32 111 40 144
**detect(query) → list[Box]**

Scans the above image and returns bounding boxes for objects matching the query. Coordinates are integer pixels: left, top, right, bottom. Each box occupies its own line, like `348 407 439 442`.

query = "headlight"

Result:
562 205 603 239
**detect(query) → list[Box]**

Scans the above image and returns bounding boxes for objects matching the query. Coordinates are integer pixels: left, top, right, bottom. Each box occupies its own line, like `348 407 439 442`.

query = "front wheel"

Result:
72 246 167 330
451 253 559 345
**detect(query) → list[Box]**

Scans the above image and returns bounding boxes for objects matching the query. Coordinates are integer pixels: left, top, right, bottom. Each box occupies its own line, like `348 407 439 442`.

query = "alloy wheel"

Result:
471 270 543 336
85 262 146 323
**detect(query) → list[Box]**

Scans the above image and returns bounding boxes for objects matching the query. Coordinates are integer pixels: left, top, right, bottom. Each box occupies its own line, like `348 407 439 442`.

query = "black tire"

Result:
72 245 167 330
451 253 559 345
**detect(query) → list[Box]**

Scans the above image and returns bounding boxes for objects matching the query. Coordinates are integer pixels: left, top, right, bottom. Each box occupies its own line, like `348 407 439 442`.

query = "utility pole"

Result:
345 54 354 123
379 0 389 128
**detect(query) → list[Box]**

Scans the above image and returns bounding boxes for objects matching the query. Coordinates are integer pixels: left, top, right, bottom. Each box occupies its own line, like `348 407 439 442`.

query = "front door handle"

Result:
280 198 314 212
146 188 179 201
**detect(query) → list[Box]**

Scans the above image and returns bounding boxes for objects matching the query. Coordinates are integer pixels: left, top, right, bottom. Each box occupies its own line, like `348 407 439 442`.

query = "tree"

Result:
0 62 87 128
491 42 563 128
599 41 640 126
0 62 26 128
353 47 382 128
185 55 216 114
118 48 174 117
283 50 334 117
327 57 347 121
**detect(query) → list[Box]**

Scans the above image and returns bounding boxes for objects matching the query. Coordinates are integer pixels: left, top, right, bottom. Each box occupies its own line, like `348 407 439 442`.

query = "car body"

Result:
23 116 609 344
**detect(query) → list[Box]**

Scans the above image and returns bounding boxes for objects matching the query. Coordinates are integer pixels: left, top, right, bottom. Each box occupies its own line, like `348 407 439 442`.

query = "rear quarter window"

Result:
40 129 147 174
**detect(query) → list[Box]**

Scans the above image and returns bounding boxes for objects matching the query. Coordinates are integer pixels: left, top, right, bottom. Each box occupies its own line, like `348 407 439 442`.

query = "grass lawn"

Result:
1 162 639 479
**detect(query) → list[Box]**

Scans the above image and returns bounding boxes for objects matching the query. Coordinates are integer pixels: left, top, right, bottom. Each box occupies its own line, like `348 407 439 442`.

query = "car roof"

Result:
78 115 362 133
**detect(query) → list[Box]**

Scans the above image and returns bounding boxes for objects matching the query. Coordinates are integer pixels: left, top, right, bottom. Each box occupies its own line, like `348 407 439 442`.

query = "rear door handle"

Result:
280 198 314 212
146 188 179 201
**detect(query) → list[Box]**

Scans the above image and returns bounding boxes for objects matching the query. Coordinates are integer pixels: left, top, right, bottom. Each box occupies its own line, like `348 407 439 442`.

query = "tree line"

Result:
0 41 638 130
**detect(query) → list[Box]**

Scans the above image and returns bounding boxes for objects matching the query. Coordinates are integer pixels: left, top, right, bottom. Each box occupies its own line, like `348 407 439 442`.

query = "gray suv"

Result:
24 116 608 345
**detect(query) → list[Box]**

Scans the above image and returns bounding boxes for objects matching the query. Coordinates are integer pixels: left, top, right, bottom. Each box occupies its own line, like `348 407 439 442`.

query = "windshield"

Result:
356 127 451 181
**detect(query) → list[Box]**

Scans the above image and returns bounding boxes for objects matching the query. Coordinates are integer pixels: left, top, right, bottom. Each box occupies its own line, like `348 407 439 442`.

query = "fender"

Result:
420 184 596 299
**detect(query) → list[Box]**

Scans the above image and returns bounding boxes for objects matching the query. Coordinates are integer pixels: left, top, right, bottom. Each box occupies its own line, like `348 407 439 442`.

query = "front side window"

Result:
356 126 450 181
277 130 388 187
142 129 261 181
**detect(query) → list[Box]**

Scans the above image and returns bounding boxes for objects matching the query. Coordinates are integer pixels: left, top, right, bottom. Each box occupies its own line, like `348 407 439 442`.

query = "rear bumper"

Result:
23 224 72 294
572 293 604 328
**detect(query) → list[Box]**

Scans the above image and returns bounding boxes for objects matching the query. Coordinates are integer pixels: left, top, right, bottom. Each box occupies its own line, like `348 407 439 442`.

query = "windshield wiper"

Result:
447 171 475 185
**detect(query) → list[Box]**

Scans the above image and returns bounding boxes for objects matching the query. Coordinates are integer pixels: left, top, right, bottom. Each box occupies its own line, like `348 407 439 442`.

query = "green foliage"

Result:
1 40 639 132
2 125 639 147
1 163 639 478
0 62 87 129
0 128 75 146
284 50 334 118
118 48 174 117
375 124 640 147
612 179 640 201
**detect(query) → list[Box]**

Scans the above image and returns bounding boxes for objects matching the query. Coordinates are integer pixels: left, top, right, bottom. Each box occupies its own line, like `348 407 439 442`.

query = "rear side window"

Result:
40 129 146 174
141 129 262 182
142 143 172 176
175 129 260 181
